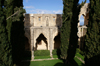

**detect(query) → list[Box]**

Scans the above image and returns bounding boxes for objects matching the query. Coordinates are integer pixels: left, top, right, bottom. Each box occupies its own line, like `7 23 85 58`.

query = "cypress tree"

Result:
0 0 13 66
6 0 25 65
60 0 78 60
61 0 82 64
84 0 100 65
67 0 86 63
6 0 14 42
10 0 26 65
60 0 72 60
67 0 79 63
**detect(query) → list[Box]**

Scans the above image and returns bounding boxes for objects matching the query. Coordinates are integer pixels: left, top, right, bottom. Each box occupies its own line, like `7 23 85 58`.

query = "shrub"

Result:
76 48 81 53
34 50 50 56
52 49 57 55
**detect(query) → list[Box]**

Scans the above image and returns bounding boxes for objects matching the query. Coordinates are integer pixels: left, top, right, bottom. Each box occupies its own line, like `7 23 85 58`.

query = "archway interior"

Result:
54 33 61 49
36 33 48 50
80 15 84 26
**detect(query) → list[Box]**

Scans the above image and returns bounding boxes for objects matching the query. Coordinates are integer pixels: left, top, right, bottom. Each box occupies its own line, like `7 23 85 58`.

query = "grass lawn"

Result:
21 57 84 66
21 53 84 66
30 59 65 66
34 56 51 59
34 55 58 59
21 55 84 66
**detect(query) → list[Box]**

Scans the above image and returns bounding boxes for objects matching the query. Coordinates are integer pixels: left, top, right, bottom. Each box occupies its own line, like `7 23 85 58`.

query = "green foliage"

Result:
34 50 50 56
84 0 100 65
81 0 86 6
6 0 26 65
6 0 14 42
76 48 81 53
66 0 79 63
60 0 74 60
0 0 13 66
11 6 25 66
0 0 25 65
75 53 84 61
60 0 79 62
52 49 57 55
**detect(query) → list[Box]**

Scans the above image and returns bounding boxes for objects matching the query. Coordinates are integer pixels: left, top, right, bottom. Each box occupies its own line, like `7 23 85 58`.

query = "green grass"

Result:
21 53 84 66
53 55 58 58
21 57 84 66
30 59 65 66
34 56 51 59
34 55 58 59
75 53 84 60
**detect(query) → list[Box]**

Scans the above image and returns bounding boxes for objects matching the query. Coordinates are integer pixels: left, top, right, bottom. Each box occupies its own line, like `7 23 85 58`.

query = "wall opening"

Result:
80 15 84 26
54 33 61 49
38 17 41 21
36 33 48 50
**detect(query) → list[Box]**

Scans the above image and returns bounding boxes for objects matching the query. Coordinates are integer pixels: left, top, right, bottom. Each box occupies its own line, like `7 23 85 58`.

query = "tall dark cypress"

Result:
60 0 79 63
0 0 13 66
6 0 14 42
60 0 75 60
84 0 100 65
6 0 25 65
67 0 79 63
11 0 26 64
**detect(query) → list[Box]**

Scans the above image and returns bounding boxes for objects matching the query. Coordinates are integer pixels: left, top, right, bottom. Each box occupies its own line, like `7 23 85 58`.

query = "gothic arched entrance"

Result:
35 33 48 50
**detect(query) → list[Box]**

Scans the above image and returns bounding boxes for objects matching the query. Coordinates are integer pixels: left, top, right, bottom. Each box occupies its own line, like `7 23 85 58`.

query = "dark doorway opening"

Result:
35 33 48 50
54 33 61 49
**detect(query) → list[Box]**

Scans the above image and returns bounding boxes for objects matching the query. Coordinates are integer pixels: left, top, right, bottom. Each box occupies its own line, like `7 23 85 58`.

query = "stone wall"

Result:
78 3 89 26
24 14 62 51
24 14 62 27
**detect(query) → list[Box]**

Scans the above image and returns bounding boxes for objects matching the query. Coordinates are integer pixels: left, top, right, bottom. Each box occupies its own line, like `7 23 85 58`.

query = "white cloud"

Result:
24 6 34 9
26 0 28 2
53 10 62 14
28 9 62 14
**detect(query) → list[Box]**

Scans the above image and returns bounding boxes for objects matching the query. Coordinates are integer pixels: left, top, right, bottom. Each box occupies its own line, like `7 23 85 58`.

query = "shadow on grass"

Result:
20 61 30 66
19 51 31 66
54 62 66 66
54 59 85 66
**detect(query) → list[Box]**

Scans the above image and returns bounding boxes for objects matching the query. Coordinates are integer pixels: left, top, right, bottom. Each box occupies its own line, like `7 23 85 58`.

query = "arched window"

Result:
38 17 41 21
80 15 84 26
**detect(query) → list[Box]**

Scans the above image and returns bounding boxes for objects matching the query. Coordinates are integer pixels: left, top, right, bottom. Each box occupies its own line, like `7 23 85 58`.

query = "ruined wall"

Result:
24 14 62 51
84 13 89 26
24 3 90 51
24 14 62 27
78 3 89 26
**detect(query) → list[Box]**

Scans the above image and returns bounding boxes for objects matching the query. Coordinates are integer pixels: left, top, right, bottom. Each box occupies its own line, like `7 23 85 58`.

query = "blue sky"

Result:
23 0 90 25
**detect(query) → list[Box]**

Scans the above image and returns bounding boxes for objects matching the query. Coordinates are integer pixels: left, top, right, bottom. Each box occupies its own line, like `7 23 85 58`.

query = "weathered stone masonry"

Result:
24 14 62 60
24 3 89 60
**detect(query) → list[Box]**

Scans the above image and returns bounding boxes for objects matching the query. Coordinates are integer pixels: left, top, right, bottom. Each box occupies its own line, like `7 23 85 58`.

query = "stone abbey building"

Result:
24 3 89 60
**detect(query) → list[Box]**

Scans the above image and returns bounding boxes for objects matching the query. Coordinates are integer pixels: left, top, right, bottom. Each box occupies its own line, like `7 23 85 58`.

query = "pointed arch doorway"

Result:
35 33 48 50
